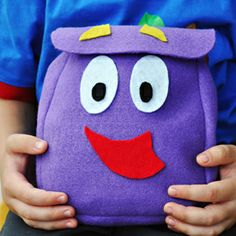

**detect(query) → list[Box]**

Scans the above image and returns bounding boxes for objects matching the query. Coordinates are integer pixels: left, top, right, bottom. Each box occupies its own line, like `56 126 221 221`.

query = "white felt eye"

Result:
80 55 118 114
130 55 169 113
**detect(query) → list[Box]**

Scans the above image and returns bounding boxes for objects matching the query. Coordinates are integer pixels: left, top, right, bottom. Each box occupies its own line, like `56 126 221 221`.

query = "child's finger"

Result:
168 178 236 203
10 198 75 221
6 172 68 206
196 145 236 167
164 201 232 226
22 218 78 230
6 134 48 155
165 216 232 236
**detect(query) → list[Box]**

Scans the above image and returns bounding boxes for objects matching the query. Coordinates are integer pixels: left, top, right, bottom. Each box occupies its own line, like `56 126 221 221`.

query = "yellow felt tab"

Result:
140 24 167 42
80 24 111 41
186 23 197 29
0 202 9 231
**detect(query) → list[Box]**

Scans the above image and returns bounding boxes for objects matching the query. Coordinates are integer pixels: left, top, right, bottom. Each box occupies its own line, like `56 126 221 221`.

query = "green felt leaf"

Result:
138 12 165 27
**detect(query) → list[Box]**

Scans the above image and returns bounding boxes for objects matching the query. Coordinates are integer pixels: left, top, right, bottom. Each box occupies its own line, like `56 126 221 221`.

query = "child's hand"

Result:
0 134 78 230
164 145 236 235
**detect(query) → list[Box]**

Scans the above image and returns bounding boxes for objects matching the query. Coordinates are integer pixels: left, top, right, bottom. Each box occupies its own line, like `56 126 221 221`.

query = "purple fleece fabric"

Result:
37 26 218 226
51 26 215 59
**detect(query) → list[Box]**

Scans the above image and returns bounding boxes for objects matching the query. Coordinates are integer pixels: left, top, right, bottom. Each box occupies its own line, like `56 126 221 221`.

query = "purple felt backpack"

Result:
37 25 218 226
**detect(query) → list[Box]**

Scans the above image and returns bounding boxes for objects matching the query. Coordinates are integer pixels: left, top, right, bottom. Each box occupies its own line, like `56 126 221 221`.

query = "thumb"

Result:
196 145 236 167
6 134 48 155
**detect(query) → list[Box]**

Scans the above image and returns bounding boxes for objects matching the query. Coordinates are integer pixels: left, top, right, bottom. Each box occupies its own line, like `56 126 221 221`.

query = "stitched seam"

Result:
38 53 69 188
197 59 207 183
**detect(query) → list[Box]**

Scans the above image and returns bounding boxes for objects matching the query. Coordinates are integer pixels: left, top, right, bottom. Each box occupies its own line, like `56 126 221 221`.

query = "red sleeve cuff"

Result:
0 82 35 103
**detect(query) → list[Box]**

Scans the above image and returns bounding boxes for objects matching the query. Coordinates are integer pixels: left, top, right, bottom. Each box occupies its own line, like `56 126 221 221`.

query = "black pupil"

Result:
92 83 106 101
140 82 153 103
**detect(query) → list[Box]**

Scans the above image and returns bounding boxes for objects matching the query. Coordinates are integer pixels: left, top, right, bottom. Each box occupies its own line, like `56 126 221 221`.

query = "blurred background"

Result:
0 184 2 201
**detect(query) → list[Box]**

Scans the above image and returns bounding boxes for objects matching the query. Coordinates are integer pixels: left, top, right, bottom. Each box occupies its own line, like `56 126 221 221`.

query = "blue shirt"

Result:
0 0 235 144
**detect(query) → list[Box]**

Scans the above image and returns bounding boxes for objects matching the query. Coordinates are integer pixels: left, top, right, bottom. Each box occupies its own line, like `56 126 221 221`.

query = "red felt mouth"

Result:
84 126 165 179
